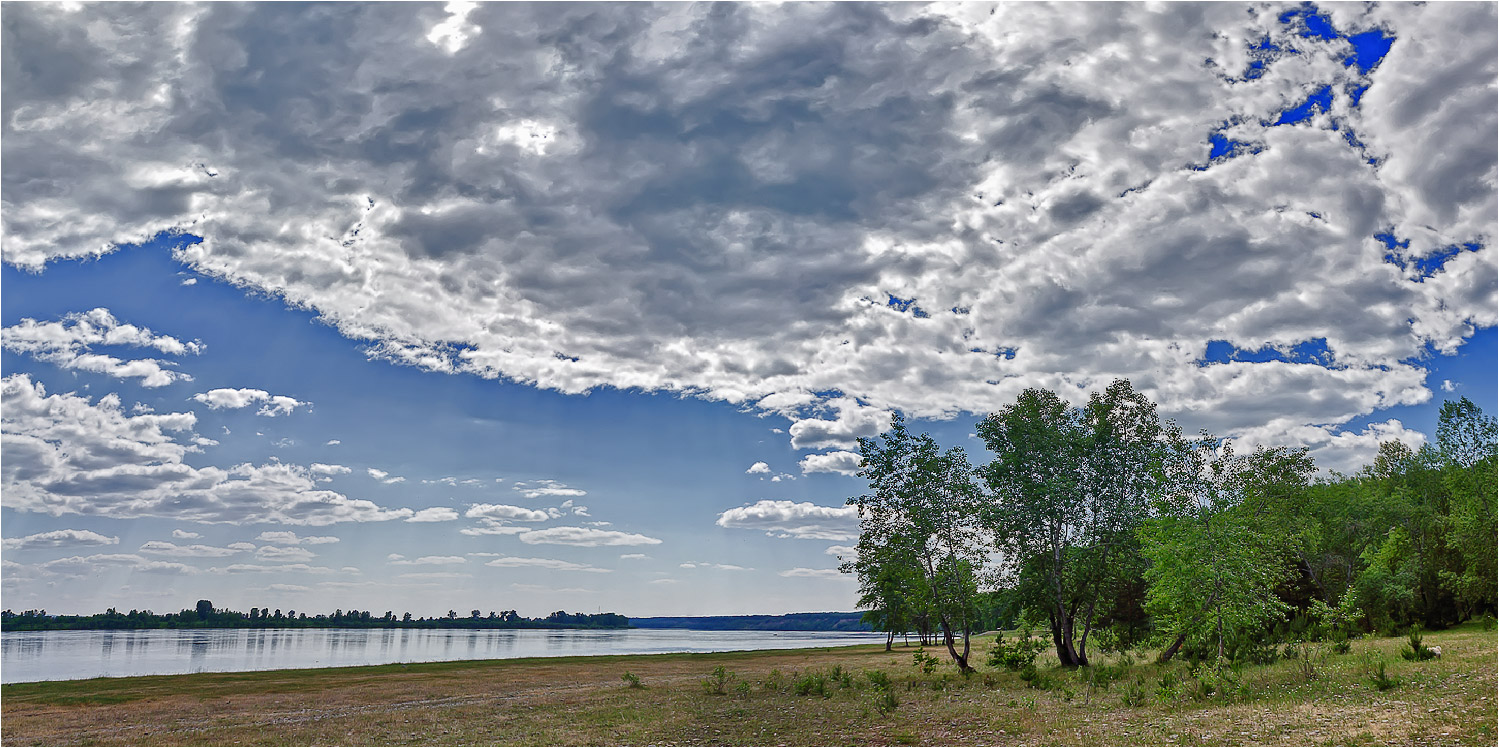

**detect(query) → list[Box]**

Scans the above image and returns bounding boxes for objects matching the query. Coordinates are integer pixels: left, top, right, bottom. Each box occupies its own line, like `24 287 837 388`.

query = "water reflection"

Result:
2 628 885 683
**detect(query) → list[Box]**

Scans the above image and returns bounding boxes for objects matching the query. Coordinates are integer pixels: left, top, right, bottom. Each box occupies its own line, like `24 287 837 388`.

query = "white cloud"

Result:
389 555 466 566
139 540 245 558
798 451 863 476
213 563 338 574
254 531 340 545
2 374 415 525
191 388 309 416
715 500 859 541
824 545 857 559
619 553 648 560
465 503 550 522
2 529 119 551
0 3 1492 476
680 561 751 571
171 529 201 540
255 546 318 562
515 526 663 547
745 461 771 475
1232 417 1428 476
1442 380 1456 392
778 568 849 580
266 583 311 592
39 553 198 576
310 463 351 475
458 525 529 537
406 507 460 522
325 439 341 446
512 479 586 499
397 572 472 580
2 308 201 387
484 556 611 573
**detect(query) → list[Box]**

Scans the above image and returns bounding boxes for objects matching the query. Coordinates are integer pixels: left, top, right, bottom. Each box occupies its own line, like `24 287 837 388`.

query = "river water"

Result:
0 627 885 683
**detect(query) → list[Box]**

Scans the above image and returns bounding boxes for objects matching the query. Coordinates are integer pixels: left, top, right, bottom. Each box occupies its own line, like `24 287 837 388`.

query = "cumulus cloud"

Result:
715 500 859 541
254 531 340 545
255 546 318 562
798 450 863 476
778 567 849 580
191 388 309 416
389 555 466 566
465 503 550 522
406 507 460 522
310 463 351 476
139 540 245 558
745 461 771 475
1 374 415 525
2 529 119 551
1 308 201 387
40 553 198 577
484 556 611 573
515 526 663 547
512 480 586 499
172 529 201 539
0 3 1492 468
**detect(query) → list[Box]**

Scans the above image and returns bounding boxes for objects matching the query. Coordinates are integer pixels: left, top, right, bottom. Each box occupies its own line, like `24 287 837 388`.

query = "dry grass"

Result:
2 624 1494 746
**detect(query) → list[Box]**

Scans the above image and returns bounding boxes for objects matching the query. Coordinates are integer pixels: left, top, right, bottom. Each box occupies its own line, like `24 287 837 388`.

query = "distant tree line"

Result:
0 600 629 631
629 612 872 631
844 381 1496 673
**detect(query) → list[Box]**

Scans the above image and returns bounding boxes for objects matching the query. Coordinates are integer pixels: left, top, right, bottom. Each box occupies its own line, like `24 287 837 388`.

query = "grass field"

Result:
2 623 1493 746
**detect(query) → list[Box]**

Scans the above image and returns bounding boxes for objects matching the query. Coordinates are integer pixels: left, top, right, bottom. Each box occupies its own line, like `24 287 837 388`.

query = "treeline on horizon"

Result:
630 612 872 631
0 600 629 631
845 380 1497 673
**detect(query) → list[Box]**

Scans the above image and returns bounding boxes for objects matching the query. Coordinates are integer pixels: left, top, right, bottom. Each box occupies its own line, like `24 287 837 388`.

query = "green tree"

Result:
848 414 985 672
1140 440 1314 662
977 380 1167 667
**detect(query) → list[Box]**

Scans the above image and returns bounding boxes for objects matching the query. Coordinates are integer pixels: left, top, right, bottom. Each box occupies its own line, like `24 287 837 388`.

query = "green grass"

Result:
3 624 1494 745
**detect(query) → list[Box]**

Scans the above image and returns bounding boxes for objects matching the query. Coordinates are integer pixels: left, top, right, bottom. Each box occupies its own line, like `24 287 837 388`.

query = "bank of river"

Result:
0 627 886 683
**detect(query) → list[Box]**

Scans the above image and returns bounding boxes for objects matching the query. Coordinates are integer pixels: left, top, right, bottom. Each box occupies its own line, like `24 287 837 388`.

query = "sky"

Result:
1 2 1494 618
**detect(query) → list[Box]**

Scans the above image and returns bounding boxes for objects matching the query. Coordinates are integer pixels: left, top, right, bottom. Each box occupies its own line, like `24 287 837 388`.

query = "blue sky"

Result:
2 2 1495 617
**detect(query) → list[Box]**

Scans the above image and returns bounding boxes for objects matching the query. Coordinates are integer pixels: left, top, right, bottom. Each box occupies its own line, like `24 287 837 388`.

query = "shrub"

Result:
1018 663 1050 690
1400 626 1435 661
763 668 787 692
702 665 732 695
865 669 892 690
794 672 831 698
913 648 940 675
987 629 1047 671
621 671 643 689
1154 670 1178 702
874 687 899 715
1479 614 1496 632
734 680 751 696
1368 660 1398 691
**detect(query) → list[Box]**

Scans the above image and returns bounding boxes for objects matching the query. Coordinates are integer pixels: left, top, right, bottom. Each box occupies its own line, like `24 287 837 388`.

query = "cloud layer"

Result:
1 374 413 525
1 3 1493 469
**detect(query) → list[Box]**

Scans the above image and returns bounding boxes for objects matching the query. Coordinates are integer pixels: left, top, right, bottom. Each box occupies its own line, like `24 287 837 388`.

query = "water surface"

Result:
1 627 885 683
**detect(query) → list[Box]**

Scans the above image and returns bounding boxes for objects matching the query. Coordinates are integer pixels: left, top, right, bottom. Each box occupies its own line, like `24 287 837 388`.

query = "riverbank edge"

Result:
1 638 892 696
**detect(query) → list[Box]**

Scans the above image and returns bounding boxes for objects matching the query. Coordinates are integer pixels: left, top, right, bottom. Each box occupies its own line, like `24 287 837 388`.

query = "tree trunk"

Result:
1158 632 1189 663
885 630 894 651
939 618 974 673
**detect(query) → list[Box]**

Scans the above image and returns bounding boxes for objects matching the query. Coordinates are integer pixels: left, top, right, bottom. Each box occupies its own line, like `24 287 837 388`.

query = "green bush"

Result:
621 671 644 689
874 687 899 715
1479 614 1496 632
1400 626 1435 661
702 665 732 695
1368 660 1398 691
864 669 892 690
987 629 1048 671
794 672 831 698
912 648 940 675
1119 677 1148 707
763 668 787 692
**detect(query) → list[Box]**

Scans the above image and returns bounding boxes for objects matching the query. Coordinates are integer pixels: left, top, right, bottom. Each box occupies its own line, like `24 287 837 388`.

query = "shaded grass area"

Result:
3 625 1494 746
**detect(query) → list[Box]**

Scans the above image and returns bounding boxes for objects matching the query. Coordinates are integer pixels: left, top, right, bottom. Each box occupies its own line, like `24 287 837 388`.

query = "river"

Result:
0 627 886 683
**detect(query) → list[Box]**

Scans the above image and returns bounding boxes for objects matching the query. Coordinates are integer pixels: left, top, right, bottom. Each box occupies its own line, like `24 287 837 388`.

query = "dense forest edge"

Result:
629 612 872 631
843 381 1497 675
0 602 628 631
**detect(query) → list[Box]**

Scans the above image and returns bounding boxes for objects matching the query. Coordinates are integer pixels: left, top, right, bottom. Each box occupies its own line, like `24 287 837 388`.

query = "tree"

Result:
841 537 925 651
977 380 1167 667
1434 398 1498 616
1140 440 1314 662
848 414 985 672
196 600 214 620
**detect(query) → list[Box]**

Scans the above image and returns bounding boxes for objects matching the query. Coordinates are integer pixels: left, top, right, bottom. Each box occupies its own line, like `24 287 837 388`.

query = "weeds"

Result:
1119 677 1148 707
987 629 1047 672
864 669 892 690
621 671 644 689
793 671 831 698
